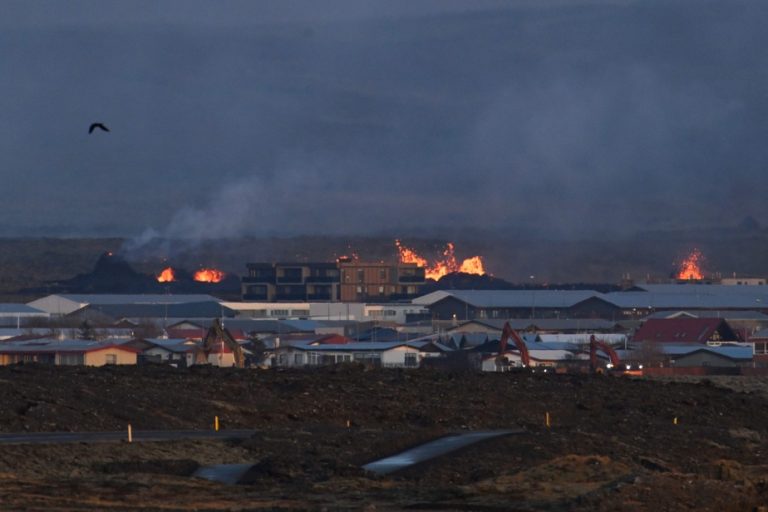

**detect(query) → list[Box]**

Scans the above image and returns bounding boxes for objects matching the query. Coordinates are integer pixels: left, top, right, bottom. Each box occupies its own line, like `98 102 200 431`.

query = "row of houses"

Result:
0 315 757 372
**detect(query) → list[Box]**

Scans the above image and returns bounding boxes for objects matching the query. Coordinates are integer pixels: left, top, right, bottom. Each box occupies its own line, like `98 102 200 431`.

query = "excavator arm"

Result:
500 322 531 367
197 318 245 368
589 335 621 371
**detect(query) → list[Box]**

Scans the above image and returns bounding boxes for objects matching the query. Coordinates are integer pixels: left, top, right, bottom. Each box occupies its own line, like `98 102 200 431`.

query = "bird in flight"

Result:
88 122 110 134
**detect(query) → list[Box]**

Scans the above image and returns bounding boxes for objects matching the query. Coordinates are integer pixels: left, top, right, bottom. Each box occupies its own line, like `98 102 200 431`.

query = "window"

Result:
58 353 84 366
378 286 385 294
404 353 418 368
379 269 387 280
270 309 289 317
105 354 117 365
357 269 365 283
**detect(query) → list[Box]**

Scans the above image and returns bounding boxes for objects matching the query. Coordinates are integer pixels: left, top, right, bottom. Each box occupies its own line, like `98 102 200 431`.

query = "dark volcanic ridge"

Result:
21 252 241 297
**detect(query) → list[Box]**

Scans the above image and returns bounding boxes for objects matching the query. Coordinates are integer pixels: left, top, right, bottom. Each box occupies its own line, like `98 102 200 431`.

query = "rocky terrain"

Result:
1 364 768 511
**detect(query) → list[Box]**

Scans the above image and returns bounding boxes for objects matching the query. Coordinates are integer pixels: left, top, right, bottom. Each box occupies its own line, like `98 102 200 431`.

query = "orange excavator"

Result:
499 322 531 368
589 335 642 376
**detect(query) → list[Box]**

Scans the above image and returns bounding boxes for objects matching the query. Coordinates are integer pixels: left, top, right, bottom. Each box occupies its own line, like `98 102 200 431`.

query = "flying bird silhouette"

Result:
88 123 110 134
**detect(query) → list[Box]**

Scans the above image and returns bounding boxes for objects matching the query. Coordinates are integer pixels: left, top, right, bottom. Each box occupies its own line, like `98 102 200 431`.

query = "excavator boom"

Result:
500 322 531 367
197 318 245 368
589 335 621 371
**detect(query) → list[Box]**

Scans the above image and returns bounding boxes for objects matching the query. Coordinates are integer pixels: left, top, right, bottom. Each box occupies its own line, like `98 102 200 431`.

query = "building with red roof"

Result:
632 318 741 344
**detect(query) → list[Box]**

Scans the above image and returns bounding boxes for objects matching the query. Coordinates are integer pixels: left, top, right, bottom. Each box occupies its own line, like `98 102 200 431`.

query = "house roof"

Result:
449 319 621 332
0 339 140 354
76 302 236 320
288 341 427 352
629 284 768 296
0 304 48 315
413 290 603 308
646 310 768 321
167 318 317 334
52 294 222 305
648 343 753 360
632 318 739 343
144 338 199 353
604 292 768 310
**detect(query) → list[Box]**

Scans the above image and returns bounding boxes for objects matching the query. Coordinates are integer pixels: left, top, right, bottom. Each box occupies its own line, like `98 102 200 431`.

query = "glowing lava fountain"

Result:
194 268 225 283
157 267 175 283
677 249 704 280
396 240 486 280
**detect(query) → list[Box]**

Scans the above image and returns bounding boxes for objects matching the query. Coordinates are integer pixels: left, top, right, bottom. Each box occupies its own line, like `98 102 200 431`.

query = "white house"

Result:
274 341 442 368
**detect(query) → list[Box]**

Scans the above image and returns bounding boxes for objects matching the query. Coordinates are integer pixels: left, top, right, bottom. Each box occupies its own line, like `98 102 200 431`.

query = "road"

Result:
0 429 257 445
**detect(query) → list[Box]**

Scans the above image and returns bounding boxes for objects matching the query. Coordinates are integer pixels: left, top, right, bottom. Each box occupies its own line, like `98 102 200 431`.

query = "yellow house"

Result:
0 340 138 366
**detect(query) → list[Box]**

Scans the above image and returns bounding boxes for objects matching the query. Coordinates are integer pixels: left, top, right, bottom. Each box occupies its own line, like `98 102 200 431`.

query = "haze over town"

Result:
2 0 767 244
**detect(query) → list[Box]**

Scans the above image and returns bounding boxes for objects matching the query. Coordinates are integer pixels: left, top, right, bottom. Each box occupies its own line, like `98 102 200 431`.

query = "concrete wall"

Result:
206 352 236 367
381 346 420 367
83 348 137 366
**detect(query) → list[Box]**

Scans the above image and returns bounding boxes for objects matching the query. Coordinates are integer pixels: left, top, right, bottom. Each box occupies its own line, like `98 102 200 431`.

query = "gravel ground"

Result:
1 364 767 511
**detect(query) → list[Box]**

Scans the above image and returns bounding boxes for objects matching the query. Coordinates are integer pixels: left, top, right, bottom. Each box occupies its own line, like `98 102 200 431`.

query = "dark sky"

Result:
2 0 767 242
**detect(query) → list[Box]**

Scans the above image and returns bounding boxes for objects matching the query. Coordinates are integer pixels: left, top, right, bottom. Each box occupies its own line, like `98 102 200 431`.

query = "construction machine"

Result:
589 335 642 376
195 318 245 368
499 322 531 368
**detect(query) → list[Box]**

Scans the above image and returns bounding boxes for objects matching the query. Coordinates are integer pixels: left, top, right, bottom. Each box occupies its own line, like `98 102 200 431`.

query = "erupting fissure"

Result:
395 240 486 280
677 249 704 280
194 268 225 283
157 267 175 283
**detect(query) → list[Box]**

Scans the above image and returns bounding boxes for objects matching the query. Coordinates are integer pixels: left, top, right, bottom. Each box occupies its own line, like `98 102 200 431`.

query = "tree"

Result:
77 320 96 341
246 330 267 366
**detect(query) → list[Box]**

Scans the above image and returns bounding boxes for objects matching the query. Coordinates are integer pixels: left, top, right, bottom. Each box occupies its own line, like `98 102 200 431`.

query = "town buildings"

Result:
241 260 426 303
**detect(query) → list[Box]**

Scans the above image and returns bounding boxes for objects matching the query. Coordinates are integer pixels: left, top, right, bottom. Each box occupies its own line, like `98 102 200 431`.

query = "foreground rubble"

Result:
1 364 767 510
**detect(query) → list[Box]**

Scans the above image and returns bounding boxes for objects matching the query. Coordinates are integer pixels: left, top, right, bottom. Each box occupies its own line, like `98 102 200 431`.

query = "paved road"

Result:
0 429 257 445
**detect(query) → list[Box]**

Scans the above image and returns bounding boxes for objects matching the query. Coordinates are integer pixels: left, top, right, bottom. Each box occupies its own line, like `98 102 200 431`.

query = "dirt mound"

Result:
2 365 768 510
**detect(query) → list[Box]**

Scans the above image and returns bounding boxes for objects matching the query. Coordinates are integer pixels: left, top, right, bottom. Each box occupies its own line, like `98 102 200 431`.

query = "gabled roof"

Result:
166 318 317 334
52 294 221 305
629 284 768 296
0 339 140 354
632 318 739 343
605 292 768 310
472 337 582 354
648 343 753 361
144 338 199 353
288 341 426 352
79 302 236 320
646 310 768 321
0 304 48 315
413 290 603 308
449 319 621 333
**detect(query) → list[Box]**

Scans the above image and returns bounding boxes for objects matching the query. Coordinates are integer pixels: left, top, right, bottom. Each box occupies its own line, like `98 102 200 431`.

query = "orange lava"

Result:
677 249 704 280
157 267 175 283
194 268 225 283
396 240 486 280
